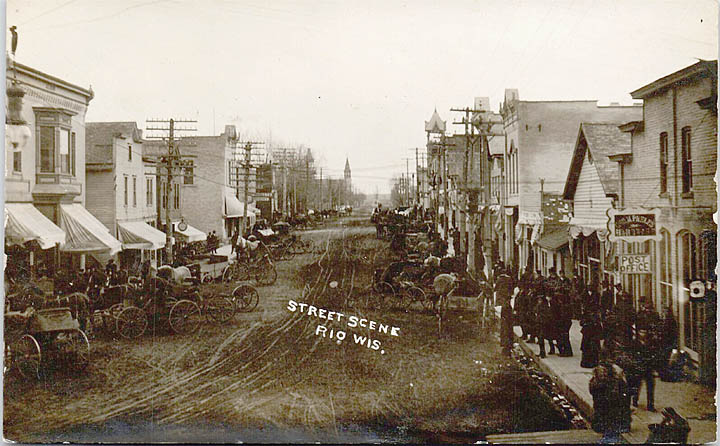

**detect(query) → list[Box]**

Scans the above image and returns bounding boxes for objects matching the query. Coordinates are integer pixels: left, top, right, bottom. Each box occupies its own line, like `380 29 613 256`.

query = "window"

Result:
12 145 22 173
71 132 76 176
681 127 692 193
39 127 55 172
146 178 153 206
161 182 167 208
132 176 137 207
184 160 194 185
59 129 70 174
678 231 703 354
658 230 673 313
124 176 128 206
34 109 76 178
659 132 668 194
128 144 132 161
174 183 180 209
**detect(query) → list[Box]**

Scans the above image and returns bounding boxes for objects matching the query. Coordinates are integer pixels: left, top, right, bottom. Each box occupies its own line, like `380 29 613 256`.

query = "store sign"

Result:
608 208 662 243
618 254 652 274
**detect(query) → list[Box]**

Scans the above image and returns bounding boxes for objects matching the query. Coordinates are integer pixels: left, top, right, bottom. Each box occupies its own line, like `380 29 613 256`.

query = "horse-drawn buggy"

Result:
5 304 90 380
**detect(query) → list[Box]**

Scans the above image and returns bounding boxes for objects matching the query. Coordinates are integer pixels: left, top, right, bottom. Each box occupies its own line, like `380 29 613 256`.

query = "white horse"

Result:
157 265 194 284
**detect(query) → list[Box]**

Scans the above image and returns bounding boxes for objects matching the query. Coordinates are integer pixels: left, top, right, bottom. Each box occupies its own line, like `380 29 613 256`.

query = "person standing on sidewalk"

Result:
535 293 555 358
580 302 603 368
658 306 679 381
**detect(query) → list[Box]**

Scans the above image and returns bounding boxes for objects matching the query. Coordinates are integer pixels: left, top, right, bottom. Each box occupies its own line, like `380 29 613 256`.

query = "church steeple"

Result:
344 157 351 180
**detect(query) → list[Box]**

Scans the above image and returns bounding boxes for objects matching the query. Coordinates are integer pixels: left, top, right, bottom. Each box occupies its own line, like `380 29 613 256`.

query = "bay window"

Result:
33 108 77 180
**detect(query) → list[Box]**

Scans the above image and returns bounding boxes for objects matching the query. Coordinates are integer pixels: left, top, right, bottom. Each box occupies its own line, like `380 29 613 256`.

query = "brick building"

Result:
612 60 717 383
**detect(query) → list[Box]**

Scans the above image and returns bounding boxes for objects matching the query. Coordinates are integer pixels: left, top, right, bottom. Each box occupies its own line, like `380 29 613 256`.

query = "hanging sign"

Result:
608 208 662 243
617 254 652 274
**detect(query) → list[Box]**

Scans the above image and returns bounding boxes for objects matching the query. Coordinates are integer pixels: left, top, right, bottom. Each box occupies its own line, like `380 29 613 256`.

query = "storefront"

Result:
58 203 122 268
4 203 66 279
117 220 166 269
224 192 257 237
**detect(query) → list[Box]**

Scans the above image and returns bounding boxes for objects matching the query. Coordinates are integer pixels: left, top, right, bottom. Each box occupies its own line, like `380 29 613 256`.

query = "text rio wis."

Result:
286 300 401 355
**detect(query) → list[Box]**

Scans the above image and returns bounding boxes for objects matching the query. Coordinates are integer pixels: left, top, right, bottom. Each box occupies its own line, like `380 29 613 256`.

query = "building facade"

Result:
613 60 717 383
5 60 120 275
85 122 164 269
500 89 642 274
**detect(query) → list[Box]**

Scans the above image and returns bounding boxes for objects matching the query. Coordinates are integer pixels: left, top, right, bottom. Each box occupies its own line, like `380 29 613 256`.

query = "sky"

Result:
5 0 718 194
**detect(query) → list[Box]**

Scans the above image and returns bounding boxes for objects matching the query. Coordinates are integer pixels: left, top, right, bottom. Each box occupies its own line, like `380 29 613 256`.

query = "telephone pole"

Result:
146 118 197 264
238 141 264 235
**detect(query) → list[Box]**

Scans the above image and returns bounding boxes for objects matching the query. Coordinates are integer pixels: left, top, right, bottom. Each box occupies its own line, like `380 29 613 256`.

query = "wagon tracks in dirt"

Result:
51 226 358 431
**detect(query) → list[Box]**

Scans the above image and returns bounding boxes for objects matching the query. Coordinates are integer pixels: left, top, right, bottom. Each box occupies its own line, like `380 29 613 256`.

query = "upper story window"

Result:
183 160 194 185
681 127 692 194
124 176 129 207
660 132 669 194
146 177 153 207
34 108 76 179
128 144 133 161
132 176 137 207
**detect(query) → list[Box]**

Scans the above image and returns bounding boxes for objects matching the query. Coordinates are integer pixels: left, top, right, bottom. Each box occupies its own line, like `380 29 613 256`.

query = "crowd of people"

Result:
488 259 686 437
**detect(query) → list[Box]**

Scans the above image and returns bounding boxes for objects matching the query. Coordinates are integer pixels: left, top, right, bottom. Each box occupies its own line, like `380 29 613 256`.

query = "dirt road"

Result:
4 218 567 443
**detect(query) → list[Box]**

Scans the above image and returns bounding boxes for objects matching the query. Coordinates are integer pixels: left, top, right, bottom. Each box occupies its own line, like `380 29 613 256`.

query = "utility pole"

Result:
236 140 264 235
319 167 323 210
415 147 420 205
146 117 197 265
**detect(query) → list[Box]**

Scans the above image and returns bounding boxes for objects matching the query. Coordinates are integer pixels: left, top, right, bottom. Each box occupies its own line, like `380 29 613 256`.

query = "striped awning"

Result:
4 203 65 250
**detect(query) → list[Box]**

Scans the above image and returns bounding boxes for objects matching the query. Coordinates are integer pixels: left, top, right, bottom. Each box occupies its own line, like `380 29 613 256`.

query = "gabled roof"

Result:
424 108 446 133
86 122 142 164
631 60 717 99
563 123 631 200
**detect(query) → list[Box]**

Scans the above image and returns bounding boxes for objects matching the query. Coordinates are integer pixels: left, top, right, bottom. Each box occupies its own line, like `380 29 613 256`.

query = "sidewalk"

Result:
510 320 717 443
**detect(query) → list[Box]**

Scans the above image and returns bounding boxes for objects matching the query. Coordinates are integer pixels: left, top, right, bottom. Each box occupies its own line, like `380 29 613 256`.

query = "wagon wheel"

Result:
115 306 148 339
58 329 90 373
288 239 304 255
371 282 395 310
168 300 201 334
232 285 259 312
221 264 236 283
201 273 214 284
403 285 426 310
204 296 236 324
12 334 42 379
255 262 277 286
302 240 315 254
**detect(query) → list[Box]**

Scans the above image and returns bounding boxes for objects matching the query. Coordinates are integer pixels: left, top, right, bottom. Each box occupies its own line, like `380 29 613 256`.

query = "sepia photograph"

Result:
2 0 718 443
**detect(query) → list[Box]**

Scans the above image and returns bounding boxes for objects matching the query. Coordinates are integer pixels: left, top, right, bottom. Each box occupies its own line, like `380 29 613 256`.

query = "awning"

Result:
569 216 609 240
518 211 543 226
5 203 66 250
118 221 166 250
224 194 258 226
172 222 206 243
59 204 122 255
536 228 570 251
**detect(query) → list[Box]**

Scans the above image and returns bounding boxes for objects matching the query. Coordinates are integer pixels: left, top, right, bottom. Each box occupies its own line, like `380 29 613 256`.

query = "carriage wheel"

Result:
201 273 213 284
168 300 201 334
302 240 315 254
404 286 426 310
221 265 235 283
232 285 259 312
204 296 236 324
371 282 395 309
12 334 42 379
115 306 148 339
57 329 90 373
288 240 303 255
255 263 277 286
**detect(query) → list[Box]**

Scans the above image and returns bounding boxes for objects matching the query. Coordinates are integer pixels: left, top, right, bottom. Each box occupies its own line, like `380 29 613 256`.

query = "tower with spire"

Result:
343 157 352 204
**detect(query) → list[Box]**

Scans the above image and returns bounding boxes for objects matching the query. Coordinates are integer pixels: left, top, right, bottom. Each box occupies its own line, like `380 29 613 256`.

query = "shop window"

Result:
659 132 668 194
658 230 673 312
678 231 702 353
681 127 692 193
